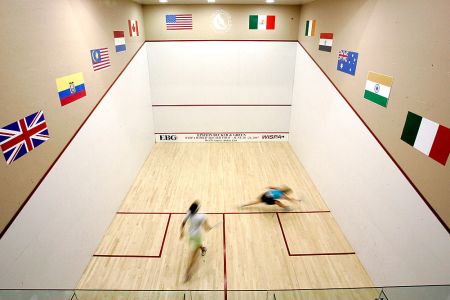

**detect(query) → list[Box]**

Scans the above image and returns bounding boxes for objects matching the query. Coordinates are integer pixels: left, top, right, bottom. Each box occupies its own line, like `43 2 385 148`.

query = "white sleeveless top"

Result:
185 212 206 236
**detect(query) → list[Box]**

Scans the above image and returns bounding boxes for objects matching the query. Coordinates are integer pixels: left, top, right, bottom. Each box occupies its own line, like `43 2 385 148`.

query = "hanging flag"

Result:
363 72 393 107
165 14 193 30
113 31 126 52
401 112 450 165
305 20 316 36
0 111 49 165
90 48 111 72
249 15 275 30
55 72 86 106
128 19 139 37
337 50 358 76
318 33 333 52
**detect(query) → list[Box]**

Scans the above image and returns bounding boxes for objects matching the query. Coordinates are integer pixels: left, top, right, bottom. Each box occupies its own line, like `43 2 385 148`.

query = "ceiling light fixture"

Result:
208 0 216 3
159 0 168 3
266 0 275 3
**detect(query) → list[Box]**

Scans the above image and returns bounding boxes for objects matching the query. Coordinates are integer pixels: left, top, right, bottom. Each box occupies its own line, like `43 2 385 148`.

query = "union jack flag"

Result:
338 50 348 61
0 111 50 164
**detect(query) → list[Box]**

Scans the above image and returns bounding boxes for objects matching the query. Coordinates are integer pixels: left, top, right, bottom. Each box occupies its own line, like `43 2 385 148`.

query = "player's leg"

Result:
274 200 286 208
199 233 207 256
275 200 292 211
185 234 202 281
240 199 262 208
185 247 201 282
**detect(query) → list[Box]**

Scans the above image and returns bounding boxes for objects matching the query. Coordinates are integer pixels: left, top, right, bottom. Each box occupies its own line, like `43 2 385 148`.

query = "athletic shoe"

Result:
284 206 293 212
201 247 207 256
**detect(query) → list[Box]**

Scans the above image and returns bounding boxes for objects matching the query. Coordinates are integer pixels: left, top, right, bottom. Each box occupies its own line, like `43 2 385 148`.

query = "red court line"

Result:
0 41 147 240
159 214 171 257
117 212 179 215
152 104 292 107
296 41 449 235
224 211 330 215
117 211 330 215
93 254 160 258
147 39 297 43
222 214 227 300
94 213 171 258
154 131 289 135
276 213 354 257
277 213 292 256
289 252 355 257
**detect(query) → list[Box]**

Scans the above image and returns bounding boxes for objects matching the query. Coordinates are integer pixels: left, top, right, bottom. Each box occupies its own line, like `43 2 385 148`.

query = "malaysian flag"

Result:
0 111 50 164
166 14 193 30
90 48 111 71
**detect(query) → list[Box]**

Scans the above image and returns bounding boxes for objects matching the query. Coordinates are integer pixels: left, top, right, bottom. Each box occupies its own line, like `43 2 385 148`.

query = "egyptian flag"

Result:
319 33 333 52
401 112 450 165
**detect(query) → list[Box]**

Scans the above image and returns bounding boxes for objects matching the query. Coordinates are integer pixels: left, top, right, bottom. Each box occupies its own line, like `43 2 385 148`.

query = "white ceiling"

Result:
133 0 314 5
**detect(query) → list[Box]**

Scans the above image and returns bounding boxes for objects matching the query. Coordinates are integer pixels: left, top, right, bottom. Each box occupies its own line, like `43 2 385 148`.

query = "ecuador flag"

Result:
56 72 86 106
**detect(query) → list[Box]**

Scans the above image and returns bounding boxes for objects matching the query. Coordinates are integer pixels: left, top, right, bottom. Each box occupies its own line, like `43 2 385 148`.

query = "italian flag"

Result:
364 72 393 107
249 15 275 30
401 112 450 165
305 19 316 36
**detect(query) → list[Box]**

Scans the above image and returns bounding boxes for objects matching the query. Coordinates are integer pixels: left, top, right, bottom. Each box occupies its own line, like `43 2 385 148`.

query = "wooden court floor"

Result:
77 142 374 299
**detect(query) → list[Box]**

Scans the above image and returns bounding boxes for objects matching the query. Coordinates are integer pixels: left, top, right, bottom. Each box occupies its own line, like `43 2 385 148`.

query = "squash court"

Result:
76 142 374 299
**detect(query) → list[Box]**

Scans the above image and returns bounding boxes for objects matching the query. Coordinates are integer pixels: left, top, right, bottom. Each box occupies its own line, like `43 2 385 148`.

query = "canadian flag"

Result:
128 19 139 37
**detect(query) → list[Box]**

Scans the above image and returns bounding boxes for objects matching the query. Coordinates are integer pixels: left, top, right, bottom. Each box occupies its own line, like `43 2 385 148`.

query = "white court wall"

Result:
153 106 290 133
0 46 154 288
147 41 296 134
289 44 450 285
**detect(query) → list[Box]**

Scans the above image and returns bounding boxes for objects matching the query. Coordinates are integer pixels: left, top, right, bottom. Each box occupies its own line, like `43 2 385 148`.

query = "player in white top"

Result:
180 201 212 282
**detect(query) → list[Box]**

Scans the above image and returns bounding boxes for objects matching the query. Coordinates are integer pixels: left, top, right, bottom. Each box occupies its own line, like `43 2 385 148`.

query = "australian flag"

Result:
0 111 49 164
337 50 359 76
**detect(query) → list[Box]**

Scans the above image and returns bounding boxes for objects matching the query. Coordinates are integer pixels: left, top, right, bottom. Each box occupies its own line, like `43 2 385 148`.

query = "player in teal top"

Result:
241 186 299 211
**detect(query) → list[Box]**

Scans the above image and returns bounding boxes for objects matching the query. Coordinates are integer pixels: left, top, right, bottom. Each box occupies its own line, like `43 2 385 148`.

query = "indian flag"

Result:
401 112 450 165
249 15 275 30
363 72 393 107
305 19 316 36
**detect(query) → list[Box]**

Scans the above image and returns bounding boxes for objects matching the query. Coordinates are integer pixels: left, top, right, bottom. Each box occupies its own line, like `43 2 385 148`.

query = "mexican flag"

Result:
401 112 450 165
249 15 275 30
364 72 393 107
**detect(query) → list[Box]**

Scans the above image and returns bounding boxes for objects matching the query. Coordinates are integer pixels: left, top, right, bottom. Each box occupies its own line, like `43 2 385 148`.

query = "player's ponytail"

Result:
189 201 200 215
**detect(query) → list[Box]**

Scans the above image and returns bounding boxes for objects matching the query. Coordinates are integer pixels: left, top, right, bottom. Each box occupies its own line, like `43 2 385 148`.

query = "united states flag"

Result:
0 111 49 164
90 48 111 72
166 14 193 30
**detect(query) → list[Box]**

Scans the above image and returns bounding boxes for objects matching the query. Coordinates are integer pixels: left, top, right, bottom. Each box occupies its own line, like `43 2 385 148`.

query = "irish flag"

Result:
249 15 275 30
401 112 450 165
364 72 393 107
305 19 316 36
